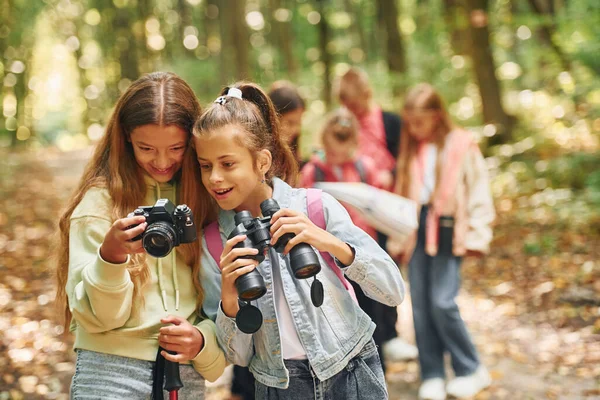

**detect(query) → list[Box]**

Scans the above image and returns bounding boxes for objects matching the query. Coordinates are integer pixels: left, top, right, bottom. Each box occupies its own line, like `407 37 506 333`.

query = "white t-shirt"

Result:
270 254 307 360
420 143 438 204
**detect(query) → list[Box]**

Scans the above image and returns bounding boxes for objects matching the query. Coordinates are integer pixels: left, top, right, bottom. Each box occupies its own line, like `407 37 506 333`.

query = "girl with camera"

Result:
55 72 225 399
389 83 495 400
195 82 405 399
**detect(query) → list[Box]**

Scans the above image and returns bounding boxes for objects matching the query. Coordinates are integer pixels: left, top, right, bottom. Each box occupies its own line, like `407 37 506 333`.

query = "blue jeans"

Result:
255 340 388 399
70 350 205 399
409 206 480 381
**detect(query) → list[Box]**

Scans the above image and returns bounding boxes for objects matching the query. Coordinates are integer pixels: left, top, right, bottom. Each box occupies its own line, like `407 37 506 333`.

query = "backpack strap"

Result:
306 188 358 303
354 159 367 183
205 221 224 269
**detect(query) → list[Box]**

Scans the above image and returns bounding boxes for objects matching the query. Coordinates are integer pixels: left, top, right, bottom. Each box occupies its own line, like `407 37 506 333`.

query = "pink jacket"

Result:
398 129 495 263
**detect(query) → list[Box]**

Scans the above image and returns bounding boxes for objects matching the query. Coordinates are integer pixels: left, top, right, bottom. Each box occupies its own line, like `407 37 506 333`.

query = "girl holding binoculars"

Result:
195 82 405 399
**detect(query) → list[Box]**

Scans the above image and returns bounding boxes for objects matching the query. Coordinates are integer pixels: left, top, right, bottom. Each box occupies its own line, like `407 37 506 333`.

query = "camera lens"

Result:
143 221 176 258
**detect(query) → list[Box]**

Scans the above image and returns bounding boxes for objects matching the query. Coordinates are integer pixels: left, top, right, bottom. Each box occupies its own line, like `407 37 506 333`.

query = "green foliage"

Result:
585 169 600 206
523 233 557 255
543 153 600 190
1 0 599 156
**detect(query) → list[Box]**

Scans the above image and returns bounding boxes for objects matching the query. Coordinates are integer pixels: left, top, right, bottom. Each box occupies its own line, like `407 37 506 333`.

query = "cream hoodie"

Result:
66 176 225 381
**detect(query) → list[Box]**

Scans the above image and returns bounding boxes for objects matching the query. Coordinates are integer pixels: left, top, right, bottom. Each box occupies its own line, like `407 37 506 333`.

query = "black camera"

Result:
229 198 321 302
438 215 455 256
127 199 197 258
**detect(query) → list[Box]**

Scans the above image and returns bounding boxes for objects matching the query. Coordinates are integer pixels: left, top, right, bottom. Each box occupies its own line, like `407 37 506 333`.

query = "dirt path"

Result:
0 147 598 399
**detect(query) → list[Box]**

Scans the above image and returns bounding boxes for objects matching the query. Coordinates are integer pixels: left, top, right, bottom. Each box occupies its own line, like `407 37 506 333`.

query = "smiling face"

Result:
129 124 188 183
194 124 272 214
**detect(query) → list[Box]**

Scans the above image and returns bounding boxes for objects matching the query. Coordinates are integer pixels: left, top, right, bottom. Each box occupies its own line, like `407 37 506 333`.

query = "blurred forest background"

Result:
0 0 599 398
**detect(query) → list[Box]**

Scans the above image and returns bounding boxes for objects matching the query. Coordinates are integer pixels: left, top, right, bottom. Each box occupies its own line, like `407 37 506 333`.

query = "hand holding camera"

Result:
126 199 197 258
100 215 148 264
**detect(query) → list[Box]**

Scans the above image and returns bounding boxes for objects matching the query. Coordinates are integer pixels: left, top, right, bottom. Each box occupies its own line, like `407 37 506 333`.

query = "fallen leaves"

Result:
2 146 599 400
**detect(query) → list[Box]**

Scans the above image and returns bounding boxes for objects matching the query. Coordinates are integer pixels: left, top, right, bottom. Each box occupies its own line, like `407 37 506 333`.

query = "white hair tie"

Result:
214 87 243 104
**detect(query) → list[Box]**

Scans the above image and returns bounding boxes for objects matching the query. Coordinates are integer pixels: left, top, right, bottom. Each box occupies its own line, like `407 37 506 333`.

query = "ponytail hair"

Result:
194 81 298 185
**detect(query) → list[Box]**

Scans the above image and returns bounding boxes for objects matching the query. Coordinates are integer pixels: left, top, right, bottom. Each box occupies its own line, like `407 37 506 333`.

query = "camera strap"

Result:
305 189 358 304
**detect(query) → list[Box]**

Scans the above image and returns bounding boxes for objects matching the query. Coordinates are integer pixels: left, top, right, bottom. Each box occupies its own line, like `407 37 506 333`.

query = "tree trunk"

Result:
136 0 153 72
177 0 194 58
203 0 226 87
376 0 406 73
525 0 570 71
464 0 515 140
368 1 382 61
444 0 469 55
215 2 233 84
0 0 11 131
316 0 332 109
269 0 298 80
229 0 250 80
114 7 140 81
342 0 368 57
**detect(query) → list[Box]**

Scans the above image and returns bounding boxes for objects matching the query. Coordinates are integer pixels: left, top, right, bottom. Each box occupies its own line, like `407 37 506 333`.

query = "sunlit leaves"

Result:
307 11 320 25
273 8 292 23
83 9 101 26
246 11 265 30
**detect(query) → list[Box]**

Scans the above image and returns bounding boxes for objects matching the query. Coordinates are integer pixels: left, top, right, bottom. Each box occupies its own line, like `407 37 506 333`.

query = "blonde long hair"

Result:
394 83 454 197
55 72 214 330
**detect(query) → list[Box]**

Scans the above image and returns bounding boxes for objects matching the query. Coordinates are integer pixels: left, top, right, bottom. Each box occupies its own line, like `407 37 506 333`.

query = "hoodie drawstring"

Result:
171 181 179 310
172 250 179 310
155 183 168 311
154 181 180 312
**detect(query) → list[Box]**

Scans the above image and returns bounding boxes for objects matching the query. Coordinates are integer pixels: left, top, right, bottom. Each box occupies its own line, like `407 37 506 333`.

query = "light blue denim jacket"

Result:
201 178 405 389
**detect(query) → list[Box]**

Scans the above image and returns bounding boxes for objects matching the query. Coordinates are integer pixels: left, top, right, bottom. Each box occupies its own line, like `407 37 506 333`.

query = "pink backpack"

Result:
204 188 357 302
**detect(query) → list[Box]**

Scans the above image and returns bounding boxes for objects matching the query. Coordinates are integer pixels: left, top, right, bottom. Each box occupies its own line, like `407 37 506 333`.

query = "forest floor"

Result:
0 146 598 399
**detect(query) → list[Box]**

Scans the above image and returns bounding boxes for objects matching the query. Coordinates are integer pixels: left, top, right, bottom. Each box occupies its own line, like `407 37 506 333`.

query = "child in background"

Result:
335 67 401 192
300 107 408 372
335 66 419 366
268 80 306 168
300 108 382 241
196 82 405 399
392 83 495 400
55 72 226 399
